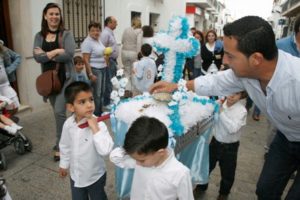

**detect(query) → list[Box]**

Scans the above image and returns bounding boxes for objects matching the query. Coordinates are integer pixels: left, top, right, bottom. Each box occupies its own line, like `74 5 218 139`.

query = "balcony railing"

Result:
281 0 300 14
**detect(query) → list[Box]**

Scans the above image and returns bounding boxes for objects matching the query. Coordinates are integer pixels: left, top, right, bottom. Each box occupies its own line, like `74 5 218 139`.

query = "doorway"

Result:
149 13 160 32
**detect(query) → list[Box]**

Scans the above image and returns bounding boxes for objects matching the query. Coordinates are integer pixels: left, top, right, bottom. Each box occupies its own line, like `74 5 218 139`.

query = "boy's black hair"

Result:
73 55 84 65
141 43 152 57
142 25 154 37
124 116 168 155
64 81 92 104
223 16 278 60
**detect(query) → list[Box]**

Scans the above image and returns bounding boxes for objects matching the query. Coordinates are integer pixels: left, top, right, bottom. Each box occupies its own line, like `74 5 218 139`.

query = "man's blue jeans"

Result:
103 58 117 106
91 68 107 116
256 131 300 200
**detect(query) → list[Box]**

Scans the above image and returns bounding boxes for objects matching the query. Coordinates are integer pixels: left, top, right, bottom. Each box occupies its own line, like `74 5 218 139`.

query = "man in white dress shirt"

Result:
150 16 300 200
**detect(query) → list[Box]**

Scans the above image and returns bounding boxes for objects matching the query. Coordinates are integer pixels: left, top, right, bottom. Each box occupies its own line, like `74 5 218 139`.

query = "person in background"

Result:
0 40 21 87
59 81 113 200
73 56 89 84
132 43 157 94
276 14 300 57
193 30 204 79
81 21 107 116
0 43 21 116
33 2 76 161
121 17 143 91
100 16 119 109
201 30 224 75
150 16 300 199
110 116 194 200
196 91 247 200
142 25 157 61
245 97 261 121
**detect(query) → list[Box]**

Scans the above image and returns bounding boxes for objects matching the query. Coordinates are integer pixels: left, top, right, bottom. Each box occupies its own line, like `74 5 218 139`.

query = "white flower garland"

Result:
110 69 128 105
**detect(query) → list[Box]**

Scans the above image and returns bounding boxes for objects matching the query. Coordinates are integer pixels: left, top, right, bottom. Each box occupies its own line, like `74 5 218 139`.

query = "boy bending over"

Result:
110 116 194 200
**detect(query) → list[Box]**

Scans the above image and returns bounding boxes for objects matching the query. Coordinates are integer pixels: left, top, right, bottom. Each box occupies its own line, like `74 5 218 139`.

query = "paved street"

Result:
0 104 292 200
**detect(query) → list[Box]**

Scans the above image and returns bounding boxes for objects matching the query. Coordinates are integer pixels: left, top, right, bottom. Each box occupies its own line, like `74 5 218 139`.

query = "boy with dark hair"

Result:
196 91 247 200
132 43 157 93
110 116 194 200
59 81 113 200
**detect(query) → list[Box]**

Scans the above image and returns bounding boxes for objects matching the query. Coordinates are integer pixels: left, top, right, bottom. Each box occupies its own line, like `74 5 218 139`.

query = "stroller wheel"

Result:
0 153 7 170
14 137 25 155
24 138 33 152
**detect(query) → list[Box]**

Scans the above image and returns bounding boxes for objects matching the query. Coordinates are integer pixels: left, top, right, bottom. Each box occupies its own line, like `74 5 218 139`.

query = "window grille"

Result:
63 0 102 48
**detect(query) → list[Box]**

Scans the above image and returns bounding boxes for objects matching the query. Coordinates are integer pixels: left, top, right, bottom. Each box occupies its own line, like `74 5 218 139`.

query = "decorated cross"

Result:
153 16 199 83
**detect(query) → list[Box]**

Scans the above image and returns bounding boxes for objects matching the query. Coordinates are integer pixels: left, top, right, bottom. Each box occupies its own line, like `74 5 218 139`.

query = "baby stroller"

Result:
0 113 32 170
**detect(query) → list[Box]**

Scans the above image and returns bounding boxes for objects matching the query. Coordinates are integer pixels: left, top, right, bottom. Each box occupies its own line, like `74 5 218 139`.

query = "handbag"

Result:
35 31 64 97
36 65 62 96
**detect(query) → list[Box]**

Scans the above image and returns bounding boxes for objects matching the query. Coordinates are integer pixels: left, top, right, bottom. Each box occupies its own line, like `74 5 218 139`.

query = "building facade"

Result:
0 0 185 111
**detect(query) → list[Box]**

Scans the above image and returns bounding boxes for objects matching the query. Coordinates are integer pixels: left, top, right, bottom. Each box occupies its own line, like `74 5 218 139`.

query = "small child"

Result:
196 91 247 200
110 116 194 200
73 56 90 84
132 43 157 93
0 96 22 135
59 81 113 200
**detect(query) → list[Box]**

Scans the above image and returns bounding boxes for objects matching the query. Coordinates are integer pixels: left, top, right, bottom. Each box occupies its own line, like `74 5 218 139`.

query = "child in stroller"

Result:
0 96 32 170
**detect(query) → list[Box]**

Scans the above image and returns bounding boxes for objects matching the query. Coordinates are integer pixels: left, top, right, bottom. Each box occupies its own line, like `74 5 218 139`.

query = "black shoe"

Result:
54 151 60 162
193 184 208 197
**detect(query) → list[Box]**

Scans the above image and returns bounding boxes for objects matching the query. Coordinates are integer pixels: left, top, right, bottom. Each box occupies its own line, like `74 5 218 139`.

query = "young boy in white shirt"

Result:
132 44 157 94
59 81 113 200
110 116 194 200
195 92 247 200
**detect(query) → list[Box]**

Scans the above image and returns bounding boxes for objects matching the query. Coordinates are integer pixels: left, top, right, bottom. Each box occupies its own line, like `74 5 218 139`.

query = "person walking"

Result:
121 17 142 91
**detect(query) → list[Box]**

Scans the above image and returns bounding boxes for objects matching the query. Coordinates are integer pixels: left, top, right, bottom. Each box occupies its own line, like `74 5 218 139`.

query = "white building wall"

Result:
104 0 186 43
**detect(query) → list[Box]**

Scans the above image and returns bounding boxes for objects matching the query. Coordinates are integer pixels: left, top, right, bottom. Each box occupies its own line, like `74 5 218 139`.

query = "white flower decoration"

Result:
172 91 182 101
119 78 128 88
113 96 120 104
178 79 187 90
158 64 163 72
111 77 120 88
143 92 151 97
110 90 118 99
117 69 124 77
118 88 125 96
168 101 177 107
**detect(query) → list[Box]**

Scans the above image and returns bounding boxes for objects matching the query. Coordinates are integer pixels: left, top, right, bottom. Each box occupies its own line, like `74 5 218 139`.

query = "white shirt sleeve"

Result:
59 123 71 169
80 39 92 53
219 106 247 134
109 147 136 168
194 69 245 96
92 122 114 156
177 169 194 200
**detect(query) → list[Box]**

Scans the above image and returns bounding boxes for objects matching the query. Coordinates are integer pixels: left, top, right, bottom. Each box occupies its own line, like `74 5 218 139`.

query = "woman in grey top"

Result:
33 3 76 161
121 17 142 91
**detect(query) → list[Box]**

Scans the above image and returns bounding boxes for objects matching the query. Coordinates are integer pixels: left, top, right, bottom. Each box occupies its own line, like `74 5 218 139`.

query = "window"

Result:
63 0 102 48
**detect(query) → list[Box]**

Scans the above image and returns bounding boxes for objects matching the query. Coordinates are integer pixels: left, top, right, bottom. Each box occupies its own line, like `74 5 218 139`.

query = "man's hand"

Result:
149 81 178 94
59 168 68 178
